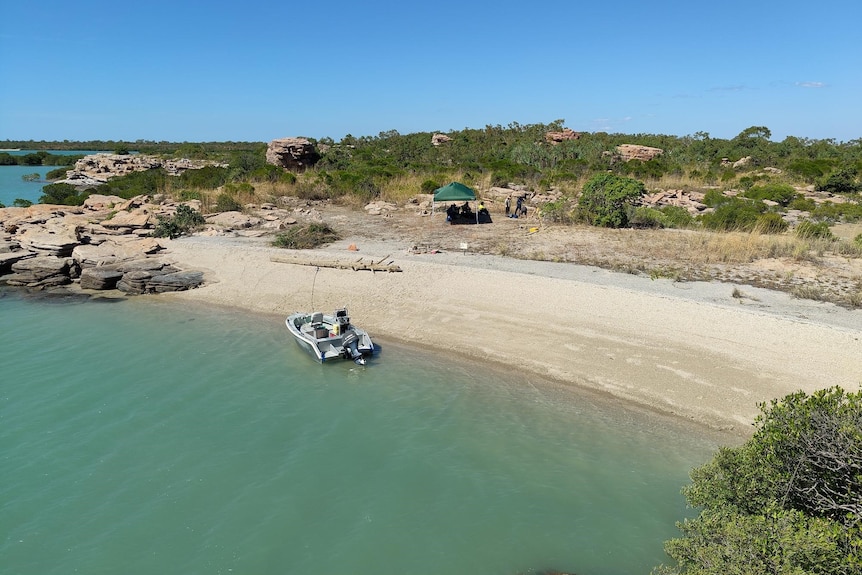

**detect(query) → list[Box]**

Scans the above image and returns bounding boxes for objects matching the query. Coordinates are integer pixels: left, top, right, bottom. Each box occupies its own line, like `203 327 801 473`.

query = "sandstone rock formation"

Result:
641 189 707 215
545 128 581 143
266 138 321 171
0 197 205 296
616 144 664 162
58 154 228 186
431 134 452 146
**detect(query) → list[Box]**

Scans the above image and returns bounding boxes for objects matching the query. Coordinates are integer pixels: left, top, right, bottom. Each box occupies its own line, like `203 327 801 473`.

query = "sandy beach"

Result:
158 220 862 437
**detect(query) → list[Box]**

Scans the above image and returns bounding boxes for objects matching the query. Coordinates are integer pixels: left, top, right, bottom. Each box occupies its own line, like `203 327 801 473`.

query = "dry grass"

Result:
598 228 862 268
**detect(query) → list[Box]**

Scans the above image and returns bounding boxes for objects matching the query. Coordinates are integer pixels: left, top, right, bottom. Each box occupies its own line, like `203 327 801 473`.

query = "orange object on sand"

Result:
348 243 358 251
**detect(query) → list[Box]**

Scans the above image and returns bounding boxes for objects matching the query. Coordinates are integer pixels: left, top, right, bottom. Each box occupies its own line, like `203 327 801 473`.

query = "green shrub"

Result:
738 176 756 190
248 164 291 183
702 189 728 207
98 168 167 199
177 189 202 201
818 168 860 195
719 169 736 182
795 220 835 240
294 180 332 201
272 223 339 249
215 192 243 212
152 204 205 239
539 198 576 223
420 179 440 194
21 172 40 182
754 212 789 233
45 167 68 180
177 165 230 189
699 197 766 231
628 206 667 228
789 196 816 212
12 198 33 207
787 158 833 181
742 183 798 206
811 201 862 223
39 182 90 205
621 158 667 180
659 205 695 228
578 172 646 228
223 182 254 195
854 233 862 247
656 387 862 575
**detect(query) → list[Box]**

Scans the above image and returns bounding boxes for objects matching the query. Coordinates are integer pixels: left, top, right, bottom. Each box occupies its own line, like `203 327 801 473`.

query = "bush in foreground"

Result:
578 172 646 228
654 387 862 575
152 205 205 239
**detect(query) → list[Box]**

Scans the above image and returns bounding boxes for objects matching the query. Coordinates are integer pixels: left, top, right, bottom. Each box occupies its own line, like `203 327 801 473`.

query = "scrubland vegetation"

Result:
654 387 862 575
3 122 862 300
4 127 861 573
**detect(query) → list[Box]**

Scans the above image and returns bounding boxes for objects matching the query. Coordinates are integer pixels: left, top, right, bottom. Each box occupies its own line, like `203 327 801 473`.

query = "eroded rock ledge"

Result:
0 194 205 296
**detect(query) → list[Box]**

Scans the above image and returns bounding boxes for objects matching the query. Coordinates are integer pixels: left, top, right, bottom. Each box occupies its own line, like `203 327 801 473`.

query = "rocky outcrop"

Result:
364 201 398 216
5 256 73 288
641 189 707 215
205 211 262 229
79 268 125 290
266 138 321 171
0 193 320 295
545 128 580 143
616 144 664 162
431 133 452 146
58 154 228 185
0 197 206 295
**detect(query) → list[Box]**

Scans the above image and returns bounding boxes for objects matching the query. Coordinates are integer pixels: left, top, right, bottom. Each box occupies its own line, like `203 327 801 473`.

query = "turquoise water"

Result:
0 290 724 575
0 151 104 206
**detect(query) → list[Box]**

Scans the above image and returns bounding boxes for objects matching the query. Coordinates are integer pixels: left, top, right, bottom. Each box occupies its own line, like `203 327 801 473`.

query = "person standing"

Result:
505 196 511 216
515 195 523 217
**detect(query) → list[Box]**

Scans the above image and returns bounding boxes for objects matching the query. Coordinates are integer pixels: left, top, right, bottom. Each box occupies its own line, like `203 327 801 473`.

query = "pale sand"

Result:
160 235 862 436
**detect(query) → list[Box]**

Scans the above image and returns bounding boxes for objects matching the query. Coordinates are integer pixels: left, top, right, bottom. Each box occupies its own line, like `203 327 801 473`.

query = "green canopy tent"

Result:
432 182 478 223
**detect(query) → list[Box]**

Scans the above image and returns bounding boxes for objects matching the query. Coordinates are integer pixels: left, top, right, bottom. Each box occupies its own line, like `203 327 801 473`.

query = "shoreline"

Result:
159 234 862 437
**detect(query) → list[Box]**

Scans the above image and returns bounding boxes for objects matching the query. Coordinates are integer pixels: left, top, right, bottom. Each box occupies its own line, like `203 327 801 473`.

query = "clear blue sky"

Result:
1 0 860 143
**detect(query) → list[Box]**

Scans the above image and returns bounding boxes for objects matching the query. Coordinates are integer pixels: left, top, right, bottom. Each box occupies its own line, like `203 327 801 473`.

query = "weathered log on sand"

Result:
270 254 402 272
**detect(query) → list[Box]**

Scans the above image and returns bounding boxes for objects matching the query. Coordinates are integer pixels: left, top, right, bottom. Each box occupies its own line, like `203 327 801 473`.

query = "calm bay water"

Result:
0 290 726 575
0 150 104 206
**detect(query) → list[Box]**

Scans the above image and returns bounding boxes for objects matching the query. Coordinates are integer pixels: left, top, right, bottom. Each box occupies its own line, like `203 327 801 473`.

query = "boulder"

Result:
5 256 71 287
545 128 580 143
431 134 452 146
206 211 262 229
616 144 664 162
266 138 321 171
0 250 35 273
364 201 398 216
148 271 204 293
83 194 126 211
16 224 81 257
72 238 163 268
116 270 153 294
79 268 125 290
101 208 153 229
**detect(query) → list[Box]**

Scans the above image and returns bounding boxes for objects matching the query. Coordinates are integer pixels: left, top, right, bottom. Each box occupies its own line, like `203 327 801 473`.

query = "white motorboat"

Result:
285 308 374 365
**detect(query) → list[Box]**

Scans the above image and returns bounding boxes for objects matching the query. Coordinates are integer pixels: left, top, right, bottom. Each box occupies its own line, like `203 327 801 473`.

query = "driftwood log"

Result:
270 254 402 273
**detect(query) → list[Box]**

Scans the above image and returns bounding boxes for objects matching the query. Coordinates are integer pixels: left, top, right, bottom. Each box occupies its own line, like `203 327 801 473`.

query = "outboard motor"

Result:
341 331 366 365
